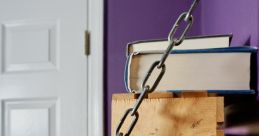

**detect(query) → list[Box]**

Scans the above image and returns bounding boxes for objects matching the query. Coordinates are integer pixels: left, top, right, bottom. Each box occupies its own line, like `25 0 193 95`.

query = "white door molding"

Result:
87 0 104 135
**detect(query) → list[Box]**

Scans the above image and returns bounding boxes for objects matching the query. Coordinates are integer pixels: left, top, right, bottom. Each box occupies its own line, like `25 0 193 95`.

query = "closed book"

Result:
125 47 257 94
127 34 232 56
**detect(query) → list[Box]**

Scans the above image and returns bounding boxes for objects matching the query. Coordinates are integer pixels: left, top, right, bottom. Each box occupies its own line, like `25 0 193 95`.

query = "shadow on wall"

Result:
224 95 259 136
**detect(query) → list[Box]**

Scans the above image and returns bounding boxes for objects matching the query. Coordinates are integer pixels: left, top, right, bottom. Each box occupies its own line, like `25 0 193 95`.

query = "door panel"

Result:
0 0 87 135
2 19 59 73
3 98 58 136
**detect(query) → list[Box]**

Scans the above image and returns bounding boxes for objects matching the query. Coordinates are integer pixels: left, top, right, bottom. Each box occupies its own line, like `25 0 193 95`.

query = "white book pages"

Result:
128 35 231 55
127 52 251 93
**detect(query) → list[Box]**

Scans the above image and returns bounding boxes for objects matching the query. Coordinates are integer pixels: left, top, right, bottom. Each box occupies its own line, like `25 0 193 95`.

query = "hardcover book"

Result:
125 46 257 94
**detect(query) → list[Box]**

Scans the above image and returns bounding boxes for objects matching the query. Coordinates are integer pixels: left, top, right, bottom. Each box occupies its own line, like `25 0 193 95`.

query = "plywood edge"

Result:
112 93 139 100
217 130 225 136
216 97 224 123
179 92 208 97
147 92 174 98
112 92 211 100
112 92 174 100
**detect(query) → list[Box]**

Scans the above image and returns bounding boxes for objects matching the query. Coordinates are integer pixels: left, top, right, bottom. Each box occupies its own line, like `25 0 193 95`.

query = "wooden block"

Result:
216 97 224 123
112 93 224 136
180 92 208 97
112 93 139 100
216 130 225 136
208 93 218 97
147 92 173 99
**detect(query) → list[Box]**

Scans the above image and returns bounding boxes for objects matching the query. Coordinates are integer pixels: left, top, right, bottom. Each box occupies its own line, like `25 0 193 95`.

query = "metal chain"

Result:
116 0 200 135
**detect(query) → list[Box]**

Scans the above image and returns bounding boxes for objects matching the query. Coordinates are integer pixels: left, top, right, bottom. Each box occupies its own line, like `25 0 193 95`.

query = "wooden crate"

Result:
112 92 224 136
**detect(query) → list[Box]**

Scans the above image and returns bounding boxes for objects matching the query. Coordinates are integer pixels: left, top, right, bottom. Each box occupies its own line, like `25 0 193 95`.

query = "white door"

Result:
0 0 87 135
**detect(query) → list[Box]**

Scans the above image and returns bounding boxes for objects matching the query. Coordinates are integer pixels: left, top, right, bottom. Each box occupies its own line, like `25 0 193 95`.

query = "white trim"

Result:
87 0 104 135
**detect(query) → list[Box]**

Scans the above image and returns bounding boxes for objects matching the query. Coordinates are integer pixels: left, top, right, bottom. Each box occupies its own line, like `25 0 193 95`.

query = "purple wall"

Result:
105 0 201 135
201 0 259 46
105 0 259 135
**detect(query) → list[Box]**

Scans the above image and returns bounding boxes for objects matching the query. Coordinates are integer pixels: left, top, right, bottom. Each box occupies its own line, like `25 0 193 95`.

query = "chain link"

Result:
158 12 193 68
116 0 200 135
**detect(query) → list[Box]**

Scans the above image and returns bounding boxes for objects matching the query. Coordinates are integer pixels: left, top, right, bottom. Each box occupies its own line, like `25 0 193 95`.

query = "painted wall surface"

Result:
201 0 259 46
105 0 201 135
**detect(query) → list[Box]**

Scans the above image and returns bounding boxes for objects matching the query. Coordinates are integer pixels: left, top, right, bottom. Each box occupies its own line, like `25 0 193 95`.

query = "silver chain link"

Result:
116 0 200 135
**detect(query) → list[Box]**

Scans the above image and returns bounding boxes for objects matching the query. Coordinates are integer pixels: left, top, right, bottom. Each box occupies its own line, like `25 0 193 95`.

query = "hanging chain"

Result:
116 0 200 135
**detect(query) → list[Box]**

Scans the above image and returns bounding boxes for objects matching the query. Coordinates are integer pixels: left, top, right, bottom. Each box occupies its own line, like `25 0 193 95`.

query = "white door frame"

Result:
87 0 104 135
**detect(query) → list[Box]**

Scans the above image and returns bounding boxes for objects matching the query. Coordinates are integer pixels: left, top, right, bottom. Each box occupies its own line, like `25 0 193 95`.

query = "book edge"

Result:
136 46 258 55
126 34 233 56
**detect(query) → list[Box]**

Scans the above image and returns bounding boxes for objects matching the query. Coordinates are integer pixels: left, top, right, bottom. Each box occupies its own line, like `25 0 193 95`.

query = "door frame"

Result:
87 0 104 135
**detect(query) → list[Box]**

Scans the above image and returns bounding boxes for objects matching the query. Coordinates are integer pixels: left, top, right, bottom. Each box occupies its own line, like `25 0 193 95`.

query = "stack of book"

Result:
124 34 257 94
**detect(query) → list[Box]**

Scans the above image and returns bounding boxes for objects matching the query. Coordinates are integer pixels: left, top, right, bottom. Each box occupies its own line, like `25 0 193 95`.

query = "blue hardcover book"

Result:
124 46 257 94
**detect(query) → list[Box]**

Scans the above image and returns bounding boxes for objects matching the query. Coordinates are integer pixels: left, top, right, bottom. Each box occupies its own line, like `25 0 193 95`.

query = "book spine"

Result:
124 53 133 93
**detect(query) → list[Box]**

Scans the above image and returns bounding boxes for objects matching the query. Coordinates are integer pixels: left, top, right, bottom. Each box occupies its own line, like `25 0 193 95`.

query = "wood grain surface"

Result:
112 93 224 136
